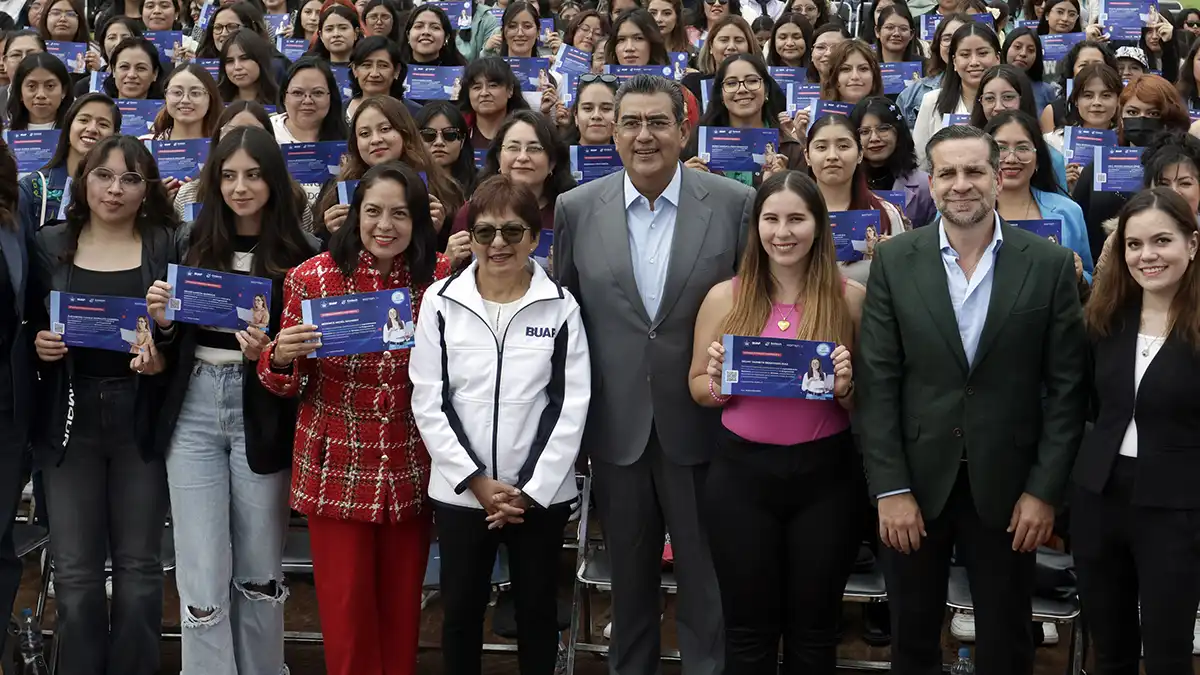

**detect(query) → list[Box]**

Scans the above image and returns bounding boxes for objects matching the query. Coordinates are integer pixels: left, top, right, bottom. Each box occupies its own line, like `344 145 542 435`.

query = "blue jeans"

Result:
167 362 291 675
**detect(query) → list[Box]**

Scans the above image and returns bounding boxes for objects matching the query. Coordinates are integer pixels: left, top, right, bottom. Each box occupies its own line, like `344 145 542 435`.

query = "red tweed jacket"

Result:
258 249 451 524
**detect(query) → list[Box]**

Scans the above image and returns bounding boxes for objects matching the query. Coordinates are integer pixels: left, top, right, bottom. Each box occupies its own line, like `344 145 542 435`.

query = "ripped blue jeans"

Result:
167 362 291 675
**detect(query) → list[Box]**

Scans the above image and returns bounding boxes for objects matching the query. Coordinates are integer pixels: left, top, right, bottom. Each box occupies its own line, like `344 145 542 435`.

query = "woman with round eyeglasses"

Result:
682 13 760 124
149 64 222 141
805 23 848 85
687 0 741 47
416 101 478 202
272 56 347 144
896 13 966 127
984 110 1092 287
968 66 1070 190
874 4 921 64
362 0 401 40
32 134 178 675
564 10 608 53
38 0 87 44
849 96 936 228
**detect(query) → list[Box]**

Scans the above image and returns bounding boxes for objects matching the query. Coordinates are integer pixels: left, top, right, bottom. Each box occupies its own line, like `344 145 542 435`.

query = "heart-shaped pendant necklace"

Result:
775 304 796 332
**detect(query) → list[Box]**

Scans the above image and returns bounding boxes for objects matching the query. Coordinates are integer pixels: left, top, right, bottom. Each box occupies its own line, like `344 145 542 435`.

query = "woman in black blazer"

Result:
1076 187 1200 675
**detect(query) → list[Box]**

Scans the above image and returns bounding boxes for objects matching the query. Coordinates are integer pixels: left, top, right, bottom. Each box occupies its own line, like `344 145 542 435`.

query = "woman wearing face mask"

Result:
685 53 804 187
18 94 118 231
459 56 530 151
562 73 616 146
767 12 811 68
874 4 921 64
309 4 360 65
145 126 319 675
416 101 477 203
849 96 936 228
564 10 607 53
649 0 693 56
218 29 279 105
804 113 907 284
1048 40 1117 129
1002 27 1058 117
31 134 177 675
913 22 1001 167
984 110 1092 286
1074 187 1200 675
257 161 450 675
76 17 141 95
411 172 591 675
803 22 848 85
149 64 222 141
1072 74 1192 261
1053 63 1120 192
688 0 742 47
6 52 71 130
896 13 965 127
346 36 405 119
103 37 165 100
402 5 467 68
317 96 463 243
821 40 883 105
272 56 348 144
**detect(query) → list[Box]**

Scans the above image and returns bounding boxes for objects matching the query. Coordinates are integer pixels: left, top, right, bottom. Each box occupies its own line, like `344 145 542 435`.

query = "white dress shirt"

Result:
939 212 1004 367
624 165 682 320
741 0 788 22
1117 335 1166 458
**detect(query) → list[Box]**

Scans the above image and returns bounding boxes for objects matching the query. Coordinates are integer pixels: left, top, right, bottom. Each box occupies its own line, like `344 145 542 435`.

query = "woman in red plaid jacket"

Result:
256 162 450 675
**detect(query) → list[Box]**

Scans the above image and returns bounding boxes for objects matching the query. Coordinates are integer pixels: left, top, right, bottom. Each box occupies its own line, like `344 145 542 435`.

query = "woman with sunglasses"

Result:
913 21 1001 166
562 72 617 146
460 56 531 151
346 36 405 119
767 12 811 69
564 10 608 54
416 102 477 207
849 96 935 228
896 12 967 128
688 0 741 47
411 172 590 675
31 134 177 675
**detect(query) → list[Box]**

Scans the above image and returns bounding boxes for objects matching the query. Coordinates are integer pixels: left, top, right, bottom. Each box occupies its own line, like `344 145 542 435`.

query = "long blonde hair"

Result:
721 171 853 346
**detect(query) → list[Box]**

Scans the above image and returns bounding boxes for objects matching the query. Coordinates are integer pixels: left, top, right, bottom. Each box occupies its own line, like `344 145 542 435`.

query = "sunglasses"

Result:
1188 20 1200 27
705 0 729 5
469 223 531 245
419 127 464 143
579 73 619 84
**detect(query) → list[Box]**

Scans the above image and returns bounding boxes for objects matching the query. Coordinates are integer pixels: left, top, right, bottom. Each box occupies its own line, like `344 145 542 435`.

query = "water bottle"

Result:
950 646 975 675
17 609 49 675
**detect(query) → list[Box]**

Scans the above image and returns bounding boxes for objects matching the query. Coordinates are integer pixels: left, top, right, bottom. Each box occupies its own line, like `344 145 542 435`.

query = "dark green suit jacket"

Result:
856 220 1087 528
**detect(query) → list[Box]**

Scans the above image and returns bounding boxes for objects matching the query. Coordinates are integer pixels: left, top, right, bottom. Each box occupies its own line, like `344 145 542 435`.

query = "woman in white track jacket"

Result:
410 175 590 675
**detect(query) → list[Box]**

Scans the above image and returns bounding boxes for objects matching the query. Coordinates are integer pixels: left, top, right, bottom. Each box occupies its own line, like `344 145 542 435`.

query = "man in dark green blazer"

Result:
856 124 1087 675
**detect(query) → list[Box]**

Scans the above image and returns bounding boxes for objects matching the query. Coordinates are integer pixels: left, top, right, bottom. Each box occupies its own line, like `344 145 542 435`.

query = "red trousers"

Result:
308 512 432 675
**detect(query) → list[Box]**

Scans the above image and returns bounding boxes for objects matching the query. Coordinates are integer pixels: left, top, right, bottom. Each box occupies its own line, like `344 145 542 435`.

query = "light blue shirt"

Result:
624 165 682 320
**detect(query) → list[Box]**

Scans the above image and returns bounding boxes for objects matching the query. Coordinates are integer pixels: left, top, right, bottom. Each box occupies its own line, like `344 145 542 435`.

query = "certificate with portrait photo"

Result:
165 264 274 333
301 288 416 358
50 291 155 354
830 209 882 262
720 335 838 400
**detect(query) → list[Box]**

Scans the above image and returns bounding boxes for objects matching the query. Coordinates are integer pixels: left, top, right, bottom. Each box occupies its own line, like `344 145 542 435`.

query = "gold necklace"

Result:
773 290 803 331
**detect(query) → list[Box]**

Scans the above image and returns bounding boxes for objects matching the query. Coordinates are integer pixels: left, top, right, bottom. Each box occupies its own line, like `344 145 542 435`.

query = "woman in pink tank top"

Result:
685 170 868 675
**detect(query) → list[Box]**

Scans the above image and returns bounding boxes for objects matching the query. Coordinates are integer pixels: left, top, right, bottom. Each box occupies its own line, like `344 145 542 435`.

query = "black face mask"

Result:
1123 116 1165 147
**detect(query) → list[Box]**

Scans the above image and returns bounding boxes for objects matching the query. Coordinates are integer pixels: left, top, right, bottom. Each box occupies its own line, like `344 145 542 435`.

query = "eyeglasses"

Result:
419 127 463 143
981 92 1019 106
997 143 1036 163
47 8 78 19
575 23 601 37
617 117 676 134
286 88 329 101
858 123 895 138
721 76 763 93
501 142 546 155
366 13 389 23
88 167 149 189
579 73 618 85
880 24 911 35
212 22 244 35
469 222 531 245
166 87 210 101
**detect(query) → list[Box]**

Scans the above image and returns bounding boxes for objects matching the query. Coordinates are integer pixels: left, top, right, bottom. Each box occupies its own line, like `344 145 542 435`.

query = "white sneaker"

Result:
950 614 976 642
1041 622 1059 645
1192 616 1200 655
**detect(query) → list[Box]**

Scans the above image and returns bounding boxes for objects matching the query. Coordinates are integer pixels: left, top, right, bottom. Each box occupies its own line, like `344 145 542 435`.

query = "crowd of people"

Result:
0 0 1193 673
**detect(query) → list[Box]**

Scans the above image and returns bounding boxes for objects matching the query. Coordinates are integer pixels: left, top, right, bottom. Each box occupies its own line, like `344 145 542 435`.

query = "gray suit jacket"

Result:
554 167 754 467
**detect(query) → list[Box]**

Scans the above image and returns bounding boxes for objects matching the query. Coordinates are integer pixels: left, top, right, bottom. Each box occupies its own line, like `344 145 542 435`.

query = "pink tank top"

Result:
721 282 852 446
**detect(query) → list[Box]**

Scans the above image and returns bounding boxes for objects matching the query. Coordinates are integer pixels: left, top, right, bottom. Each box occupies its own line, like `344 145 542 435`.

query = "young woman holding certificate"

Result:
686 170 863 675
145 125 319 675
31 134 177 675
848 96 936 228
257 161 450 675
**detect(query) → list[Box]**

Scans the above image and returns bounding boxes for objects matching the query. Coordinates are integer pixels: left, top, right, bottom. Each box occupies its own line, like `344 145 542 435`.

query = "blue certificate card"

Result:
767 66 806 88
538 19 556 45
551 44 592 77
701 78 713 111
1099 0 1154 41
1041 33 1086 61
404 65 465 101
265 12 294 38
1062 126 1117 164
276 37 307 62
830 209 881 262
1010 219 1063 243
144 31 183 64
301 288 416 357
920 13 943 40
116 99 163 136
943 113 970 127
872 190 906 210
569 145 622 183
559 72 580 108
503 57 551 92
165 264 274 332
697 127 779 172
46 41 87 73
330 65 353 101
148 138 209 180
809 99 853 129
473 148 487 169
668 52 689 80
429 1 472 29
50 291 154 354
880 62 923 95
337 180 359 205
196 1 216 30
720 335 837 400
3 130 59 174
1093 146 1145 192
193 58 221 81
785 85 818 114
281 141 345 183
606 64 676 82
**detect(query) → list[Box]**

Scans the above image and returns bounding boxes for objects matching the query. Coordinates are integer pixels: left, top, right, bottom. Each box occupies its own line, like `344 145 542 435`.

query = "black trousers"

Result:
434 499 573 675
881 465 1036 675
1071 457 1200 675
703 430 864 675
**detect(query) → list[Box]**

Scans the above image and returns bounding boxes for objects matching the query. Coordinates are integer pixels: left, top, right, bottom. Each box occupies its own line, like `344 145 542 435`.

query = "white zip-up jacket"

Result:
410 260 591 510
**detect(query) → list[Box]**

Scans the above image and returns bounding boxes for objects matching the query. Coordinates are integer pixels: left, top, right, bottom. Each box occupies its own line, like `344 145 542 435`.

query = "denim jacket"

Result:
897 73 942 129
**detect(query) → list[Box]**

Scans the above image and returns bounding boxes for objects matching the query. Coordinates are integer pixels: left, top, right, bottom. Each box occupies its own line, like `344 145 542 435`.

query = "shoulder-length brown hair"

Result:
1085 188 1200 348
722 170 853 347
820 39 883 102
1117 74 1190 145
152 64 224 139
697 14 756 74
648 0 690 53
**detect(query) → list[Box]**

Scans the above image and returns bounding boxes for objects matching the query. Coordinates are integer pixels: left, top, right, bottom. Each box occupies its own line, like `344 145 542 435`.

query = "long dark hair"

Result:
1002 26 1044 81
805 113 891 230
1036 0 1081 34
700 53 785 127
560 74 617 145
1178 40 1200 107
401 4 465 65
348 35 405 100
277 56 348 141
874 4 922 63
1058 39 1117 94
937 21 1000 115
103 36 166 99
480 110 577 207
329 161 439 284
218 29 279 104
97 17 143 62
564 10 609 50
983 110 1063 194
187 126 312 278
849 95 917 178
1142 129 1200 191
460 56 529 118
309 4 360 62
62 135 178 261
153 63 223 138
606 8 670 66
500 0 541 56
689 0 743 32
415 100 477 196
767 12 813 68
968 64 1037 128
41 93 121 172
6 52 73 130
927 12 973 77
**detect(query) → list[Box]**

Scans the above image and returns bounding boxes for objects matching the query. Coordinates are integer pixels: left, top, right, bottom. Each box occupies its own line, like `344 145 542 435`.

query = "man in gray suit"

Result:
554 75 755 675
